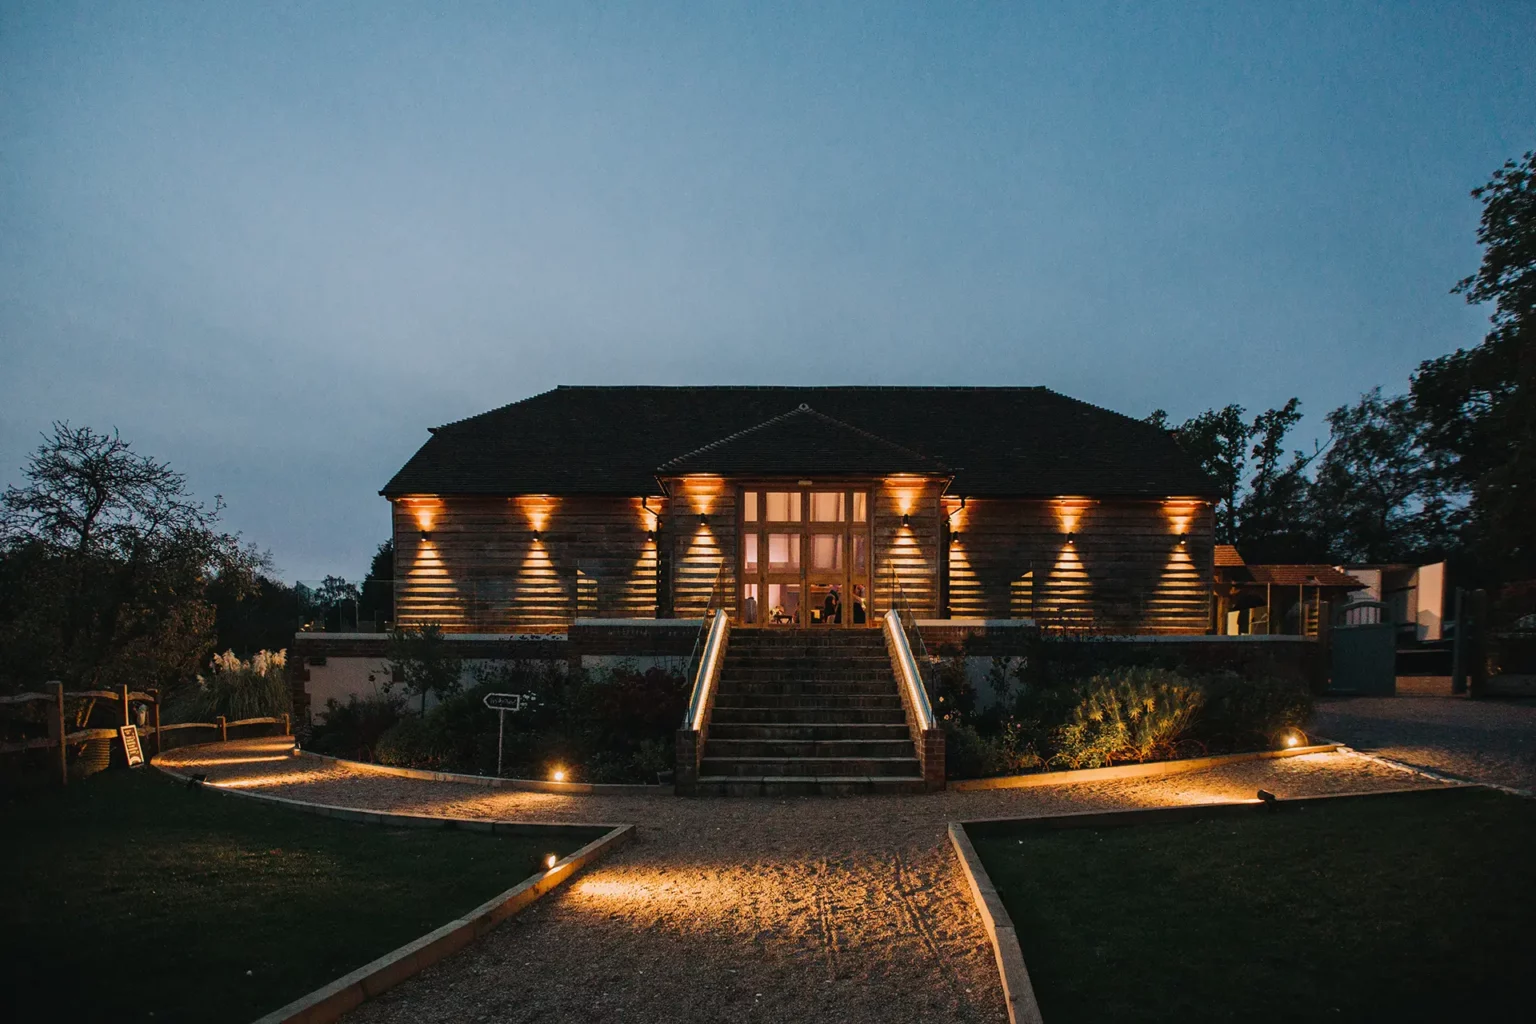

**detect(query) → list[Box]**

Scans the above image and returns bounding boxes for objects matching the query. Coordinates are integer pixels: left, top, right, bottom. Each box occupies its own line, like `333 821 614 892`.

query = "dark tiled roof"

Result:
657 405 948 476
1246 565 1364 589
381 386 1219 498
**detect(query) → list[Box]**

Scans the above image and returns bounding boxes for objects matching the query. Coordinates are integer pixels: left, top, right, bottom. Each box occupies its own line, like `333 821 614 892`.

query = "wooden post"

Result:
48 681 67 787
218 715 227 742
282 713 291 737
120 683 131 726
150 689 162 755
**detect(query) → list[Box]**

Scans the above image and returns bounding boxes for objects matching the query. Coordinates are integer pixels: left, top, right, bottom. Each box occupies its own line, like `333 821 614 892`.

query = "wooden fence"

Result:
0 682 290 785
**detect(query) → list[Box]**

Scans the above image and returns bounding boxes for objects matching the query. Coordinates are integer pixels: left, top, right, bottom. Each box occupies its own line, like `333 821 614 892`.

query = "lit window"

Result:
768 533 800 569
853 535 868 573
852 492 867 522
744 534 759 573
765 492 801 522
812 534 843 570
743 491 758 522
810 492 844 522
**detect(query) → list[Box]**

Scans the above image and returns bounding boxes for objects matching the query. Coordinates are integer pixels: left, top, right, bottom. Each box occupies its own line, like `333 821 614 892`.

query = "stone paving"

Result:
161 739 1442 1024
1313 694 1536 793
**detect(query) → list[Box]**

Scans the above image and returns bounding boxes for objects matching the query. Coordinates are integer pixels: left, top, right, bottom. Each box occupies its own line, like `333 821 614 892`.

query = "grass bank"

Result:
2 769 605 1023
973 788 1536 1022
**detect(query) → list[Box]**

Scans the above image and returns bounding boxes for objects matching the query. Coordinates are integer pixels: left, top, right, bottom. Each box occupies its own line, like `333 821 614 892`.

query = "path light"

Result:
1279 728 1306 749
551 767 567 782
544 853 558 870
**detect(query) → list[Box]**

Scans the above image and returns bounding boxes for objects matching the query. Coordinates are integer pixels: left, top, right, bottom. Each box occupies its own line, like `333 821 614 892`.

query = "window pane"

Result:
744 491 758 522
810 492 844 522
853 534 868 573
812 534 843 570
744 534 758 573
852 492 867 522
765 492 800 521
767 584 800 625
768 533 800 569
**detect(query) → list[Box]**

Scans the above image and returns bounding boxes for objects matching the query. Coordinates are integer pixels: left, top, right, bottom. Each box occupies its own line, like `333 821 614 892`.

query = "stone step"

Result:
717 681 901 698
692 775 926 797
712 693 904 710
698 756 922 778
707 722 912 741
721 667 897 681
704 738 916 759
708 706 908 725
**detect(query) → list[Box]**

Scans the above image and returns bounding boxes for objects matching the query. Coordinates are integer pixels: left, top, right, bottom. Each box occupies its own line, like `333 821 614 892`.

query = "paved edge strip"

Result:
947 822 1045 1024
301 748 662 795
948 743 1340 791
1312 737 1536 799
249 823 633 1024
149 752 635 1024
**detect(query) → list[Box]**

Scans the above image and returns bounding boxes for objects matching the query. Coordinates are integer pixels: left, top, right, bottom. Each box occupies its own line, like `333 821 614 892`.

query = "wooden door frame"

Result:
735 480 875 627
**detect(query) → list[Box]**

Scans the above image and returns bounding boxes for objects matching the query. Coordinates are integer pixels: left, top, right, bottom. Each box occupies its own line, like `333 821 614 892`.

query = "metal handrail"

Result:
684 608 731 731
884 609 935 731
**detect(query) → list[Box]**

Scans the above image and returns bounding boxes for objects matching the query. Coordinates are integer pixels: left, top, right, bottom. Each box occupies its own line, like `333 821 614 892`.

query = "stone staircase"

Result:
697 628 925 796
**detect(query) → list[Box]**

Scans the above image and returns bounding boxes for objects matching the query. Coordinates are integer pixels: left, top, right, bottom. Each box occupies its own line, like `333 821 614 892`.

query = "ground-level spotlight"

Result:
544 853 558 870
1278 728 1306 749
551 768 567 783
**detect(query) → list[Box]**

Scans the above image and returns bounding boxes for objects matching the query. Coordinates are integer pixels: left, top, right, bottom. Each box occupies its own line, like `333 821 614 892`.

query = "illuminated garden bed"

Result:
1 769 605 1023
970 788 1536 1022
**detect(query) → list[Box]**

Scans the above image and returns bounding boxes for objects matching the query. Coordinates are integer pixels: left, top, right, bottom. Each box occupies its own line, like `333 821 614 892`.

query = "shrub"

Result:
1192 670 1312 750
307 691 406 761
1049 666 1205 770
168 649 290 723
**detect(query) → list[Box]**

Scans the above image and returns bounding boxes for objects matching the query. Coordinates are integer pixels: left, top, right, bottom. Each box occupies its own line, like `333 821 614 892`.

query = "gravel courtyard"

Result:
160 739 1441 1024
1313 694 1536 792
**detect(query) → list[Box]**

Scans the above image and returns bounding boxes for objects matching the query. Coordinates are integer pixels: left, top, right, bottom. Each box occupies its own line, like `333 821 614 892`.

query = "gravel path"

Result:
1313 695 1536 792
162 739 1439 1024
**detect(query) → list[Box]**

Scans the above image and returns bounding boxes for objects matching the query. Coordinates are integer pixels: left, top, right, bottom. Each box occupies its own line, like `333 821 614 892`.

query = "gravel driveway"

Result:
1313 695 1536 792
160 739 1439 1024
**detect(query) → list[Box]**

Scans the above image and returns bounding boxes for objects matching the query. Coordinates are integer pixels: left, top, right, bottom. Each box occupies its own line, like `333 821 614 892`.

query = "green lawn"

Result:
2 769 606 1023
972 788 1536 1023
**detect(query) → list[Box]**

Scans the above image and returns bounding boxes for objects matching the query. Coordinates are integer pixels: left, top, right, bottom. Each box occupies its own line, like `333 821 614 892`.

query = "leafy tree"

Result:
386 623 463 714
1147 399 1320 557
358 539 394 626
1308 389 1451 562
0 423 261 695
1412 150 1536 579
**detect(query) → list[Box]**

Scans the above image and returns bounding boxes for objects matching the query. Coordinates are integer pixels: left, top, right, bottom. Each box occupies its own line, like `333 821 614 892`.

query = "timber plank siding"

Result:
393 496 660 632
943 498 1214 633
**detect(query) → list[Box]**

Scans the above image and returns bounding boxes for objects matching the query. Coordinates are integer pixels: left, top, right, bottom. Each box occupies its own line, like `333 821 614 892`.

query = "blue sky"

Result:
3 1 1532 580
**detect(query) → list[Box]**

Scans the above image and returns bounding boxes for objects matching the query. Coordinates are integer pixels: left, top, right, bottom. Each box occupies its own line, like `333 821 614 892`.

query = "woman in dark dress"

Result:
823 585 842 625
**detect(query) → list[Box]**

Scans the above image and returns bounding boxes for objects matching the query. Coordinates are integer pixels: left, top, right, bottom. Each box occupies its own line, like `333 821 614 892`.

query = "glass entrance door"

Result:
739 486 871 626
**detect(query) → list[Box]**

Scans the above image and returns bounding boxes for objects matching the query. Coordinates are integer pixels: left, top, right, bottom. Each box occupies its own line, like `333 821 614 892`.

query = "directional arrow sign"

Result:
483 692 523 712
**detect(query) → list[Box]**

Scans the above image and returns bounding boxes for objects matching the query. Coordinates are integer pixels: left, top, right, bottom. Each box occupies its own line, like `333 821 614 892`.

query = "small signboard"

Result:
120 724 145 768
483 692 524 712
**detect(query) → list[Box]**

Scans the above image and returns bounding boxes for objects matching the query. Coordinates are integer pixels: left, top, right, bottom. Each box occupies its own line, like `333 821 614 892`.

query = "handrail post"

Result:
150 689 161 755
217 715 227 742
48 681 66 786
677 605 730 795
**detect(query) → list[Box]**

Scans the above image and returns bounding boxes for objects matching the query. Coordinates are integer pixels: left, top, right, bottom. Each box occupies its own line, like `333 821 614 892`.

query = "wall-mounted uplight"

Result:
950 531 961 544
531 530 541 542
698 513 708 526
1178 532 1188 545
901 513 911 528
1065 531 1076 543
419 530 432 542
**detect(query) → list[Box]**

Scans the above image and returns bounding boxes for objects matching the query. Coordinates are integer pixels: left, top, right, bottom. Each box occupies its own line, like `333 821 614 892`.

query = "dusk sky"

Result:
3 2 1532 582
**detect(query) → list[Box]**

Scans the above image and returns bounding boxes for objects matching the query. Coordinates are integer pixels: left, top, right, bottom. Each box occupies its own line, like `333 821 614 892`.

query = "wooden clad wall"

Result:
874 478 945 618
943 498 1214 634
660 476 736 619
392 496 661 633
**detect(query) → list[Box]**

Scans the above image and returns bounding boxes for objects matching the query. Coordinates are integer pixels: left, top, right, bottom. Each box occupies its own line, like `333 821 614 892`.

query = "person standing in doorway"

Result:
823 585 842 625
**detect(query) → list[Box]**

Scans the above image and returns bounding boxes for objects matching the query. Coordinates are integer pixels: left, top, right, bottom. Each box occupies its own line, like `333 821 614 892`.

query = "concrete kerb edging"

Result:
947 823 1045 1024
1316 737 1536 799
149 756 635 1024
250 823 633 1024
303 748 664 795
949 783 1477 1024
949 742 1340 791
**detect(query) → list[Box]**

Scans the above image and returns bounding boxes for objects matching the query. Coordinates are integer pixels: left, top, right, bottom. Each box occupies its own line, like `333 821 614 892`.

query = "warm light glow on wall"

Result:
1162 499 1204 537
1054 498 1094 534
884 476 926 516
514 495 560 533
398 497 443 533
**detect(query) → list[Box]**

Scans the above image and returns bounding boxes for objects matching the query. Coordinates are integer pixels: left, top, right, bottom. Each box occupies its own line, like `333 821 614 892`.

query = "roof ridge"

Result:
656 403 949 472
